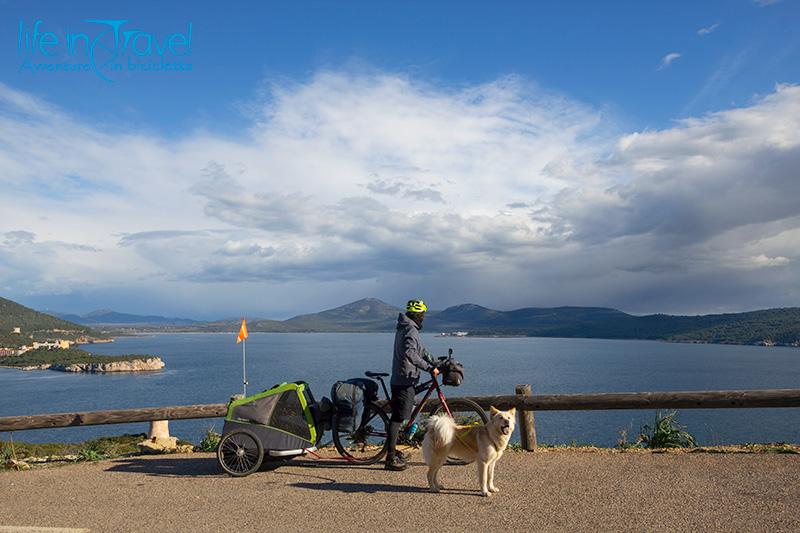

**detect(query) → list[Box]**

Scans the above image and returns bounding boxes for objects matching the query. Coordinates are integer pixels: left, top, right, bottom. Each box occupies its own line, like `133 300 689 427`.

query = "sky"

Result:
0 0 798 319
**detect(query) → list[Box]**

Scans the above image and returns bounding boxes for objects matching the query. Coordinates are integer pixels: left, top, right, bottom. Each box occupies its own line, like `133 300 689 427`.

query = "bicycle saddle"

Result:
365 371 389 378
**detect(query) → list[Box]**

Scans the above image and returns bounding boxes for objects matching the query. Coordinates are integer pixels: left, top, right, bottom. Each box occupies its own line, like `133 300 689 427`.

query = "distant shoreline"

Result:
85 329 799 348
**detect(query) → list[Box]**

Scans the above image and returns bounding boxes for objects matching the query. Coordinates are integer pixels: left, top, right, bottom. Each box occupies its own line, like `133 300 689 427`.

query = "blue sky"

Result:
0 0 798 318
3 1 797 133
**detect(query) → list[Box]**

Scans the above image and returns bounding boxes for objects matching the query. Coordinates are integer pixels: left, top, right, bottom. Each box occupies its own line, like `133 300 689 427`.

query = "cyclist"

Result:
385 298 439 471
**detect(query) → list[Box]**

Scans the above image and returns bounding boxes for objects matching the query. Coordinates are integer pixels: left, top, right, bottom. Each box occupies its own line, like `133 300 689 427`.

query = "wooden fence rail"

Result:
463 388 800 411
2 388 799 434
0 404 228 433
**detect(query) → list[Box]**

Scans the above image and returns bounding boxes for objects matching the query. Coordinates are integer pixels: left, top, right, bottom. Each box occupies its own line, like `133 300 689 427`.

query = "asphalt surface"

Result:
2 449 799 532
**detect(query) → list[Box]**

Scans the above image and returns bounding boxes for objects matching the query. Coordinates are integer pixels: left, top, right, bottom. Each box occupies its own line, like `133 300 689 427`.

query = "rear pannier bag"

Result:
442 359 464 387
310 396 334 432
331 378 379 432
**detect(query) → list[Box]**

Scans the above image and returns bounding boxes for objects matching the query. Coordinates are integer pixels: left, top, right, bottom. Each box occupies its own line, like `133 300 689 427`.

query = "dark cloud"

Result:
365 179 402 196
365 178 445 203
118 230 213 246
404 187 444 203
3 230 35 245
550 86 800 248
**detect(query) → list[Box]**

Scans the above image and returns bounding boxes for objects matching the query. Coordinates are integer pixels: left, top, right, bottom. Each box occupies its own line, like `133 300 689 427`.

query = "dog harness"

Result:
455 425 478 453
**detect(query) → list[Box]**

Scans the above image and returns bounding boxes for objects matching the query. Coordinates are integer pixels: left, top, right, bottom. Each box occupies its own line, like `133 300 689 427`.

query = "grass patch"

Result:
742 443 800 454
539 440 596 449
0 433 146 462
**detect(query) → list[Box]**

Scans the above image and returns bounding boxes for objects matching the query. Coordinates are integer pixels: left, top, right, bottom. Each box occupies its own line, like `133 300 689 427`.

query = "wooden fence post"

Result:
516 384 537 451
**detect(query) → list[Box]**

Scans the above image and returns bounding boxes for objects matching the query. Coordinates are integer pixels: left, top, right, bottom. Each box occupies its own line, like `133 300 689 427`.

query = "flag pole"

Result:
237 317 249 397
242 337 248 397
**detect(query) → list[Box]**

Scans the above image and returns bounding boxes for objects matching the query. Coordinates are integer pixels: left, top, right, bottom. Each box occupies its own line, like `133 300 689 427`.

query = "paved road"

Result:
2 450 799 532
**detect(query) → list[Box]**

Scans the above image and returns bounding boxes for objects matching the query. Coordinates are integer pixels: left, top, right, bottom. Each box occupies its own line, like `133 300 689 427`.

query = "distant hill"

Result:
283 298 401 331
426 304 503 329
189 298 401 333
25 296 800 347
51 309 198 326
238 299 800 346
430 304 800 345
664 308 800 346
0 296 107 348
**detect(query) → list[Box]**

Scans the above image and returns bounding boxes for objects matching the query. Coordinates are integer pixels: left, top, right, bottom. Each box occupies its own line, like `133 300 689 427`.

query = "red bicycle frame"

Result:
402 372 453 432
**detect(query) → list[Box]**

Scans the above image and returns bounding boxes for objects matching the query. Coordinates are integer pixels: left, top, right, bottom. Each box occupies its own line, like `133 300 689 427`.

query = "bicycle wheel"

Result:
431 398 488 465
217 428 264 477
332 402 390 464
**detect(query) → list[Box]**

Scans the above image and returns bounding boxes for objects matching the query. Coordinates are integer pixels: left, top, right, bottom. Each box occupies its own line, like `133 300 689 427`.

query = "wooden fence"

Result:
3 387 800 451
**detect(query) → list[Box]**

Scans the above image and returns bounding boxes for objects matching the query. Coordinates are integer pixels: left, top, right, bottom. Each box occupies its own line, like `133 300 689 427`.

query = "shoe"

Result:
384 454 408 471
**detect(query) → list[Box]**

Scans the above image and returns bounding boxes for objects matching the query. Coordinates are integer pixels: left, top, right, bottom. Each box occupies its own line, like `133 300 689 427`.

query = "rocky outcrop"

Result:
51 357 165 373
36 357 164 374
138 436 194 454
8 357 165 372
18 364 52 370
3 458 31 470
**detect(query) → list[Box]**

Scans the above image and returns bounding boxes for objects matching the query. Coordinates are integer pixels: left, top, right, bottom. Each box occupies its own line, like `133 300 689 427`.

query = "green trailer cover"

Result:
224 381 317 447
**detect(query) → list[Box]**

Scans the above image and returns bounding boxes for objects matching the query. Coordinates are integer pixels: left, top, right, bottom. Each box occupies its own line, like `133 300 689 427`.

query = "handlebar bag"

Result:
442 359 464 387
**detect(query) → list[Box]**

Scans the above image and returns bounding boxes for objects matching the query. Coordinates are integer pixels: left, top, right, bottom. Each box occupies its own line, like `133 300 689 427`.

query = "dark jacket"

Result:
391 312 434 386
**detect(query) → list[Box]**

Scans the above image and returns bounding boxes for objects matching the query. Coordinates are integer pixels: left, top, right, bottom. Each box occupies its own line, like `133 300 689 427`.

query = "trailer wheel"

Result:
217 428 264 477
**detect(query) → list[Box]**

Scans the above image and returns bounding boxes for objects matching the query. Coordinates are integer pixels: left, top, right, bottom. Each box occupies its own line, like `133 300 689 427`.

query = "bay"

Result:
2 333 799 447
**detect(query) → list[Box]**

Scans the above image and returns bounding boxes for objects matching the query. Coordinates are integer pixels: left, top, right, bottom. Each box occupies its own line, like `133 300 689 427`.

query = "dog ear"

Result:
508 407 516 416
489 406 499 415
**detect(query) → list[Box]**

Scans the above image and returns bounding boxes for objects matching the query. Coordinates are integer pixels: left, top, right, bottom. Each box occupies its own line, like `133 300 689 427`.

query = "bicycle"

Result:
331 349 487 465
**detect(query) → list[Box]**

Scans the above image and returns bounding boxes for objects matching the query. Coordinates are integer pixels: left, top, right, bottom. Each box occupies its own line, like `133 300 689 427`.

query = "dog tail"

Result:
425 414 457 449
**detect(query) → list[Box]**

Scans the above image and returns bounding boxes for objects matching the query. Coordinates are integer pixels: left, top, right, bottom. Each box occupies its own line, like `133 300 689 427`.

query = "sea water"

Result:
2 333 799 446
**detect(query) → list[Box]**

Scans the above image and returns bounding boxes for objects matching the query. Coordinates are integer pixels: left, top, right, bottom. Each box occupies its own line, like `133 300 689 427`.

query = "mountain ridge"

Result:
19 296 800 347
50 309 199 326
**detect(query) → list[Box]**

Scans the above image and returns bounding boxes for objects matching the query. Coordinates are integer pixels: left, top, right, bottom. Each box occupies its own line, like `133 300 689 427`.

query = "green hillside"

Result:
665 308 800 345
0 296 107 348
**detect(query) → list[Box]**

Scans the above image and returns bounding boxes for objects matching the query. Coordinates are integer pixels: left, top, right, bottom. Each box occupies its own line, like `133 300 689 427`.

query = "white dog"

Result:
422 406 516 497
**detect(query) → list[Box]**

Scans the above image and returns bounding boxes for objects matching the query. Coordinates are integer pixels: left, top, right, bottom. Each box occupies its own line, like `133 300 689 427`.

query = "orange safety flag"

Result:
236 318 248 344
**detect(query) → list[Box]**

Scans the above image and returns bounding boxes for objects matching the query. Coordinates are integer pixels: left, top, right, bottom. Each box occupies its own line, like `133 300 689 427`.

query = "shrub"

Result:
199 427 221 452
76 440 107 462
638 410 697 449
1 441 15 465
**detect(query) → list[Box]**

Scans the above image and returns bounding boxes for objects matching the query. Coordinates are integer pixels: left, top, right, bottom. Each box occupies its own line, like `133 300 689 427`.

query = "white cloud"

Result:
658 53 682 71
697 23 719 36
754 0 782 6
0 75 799 315
745 254 790 269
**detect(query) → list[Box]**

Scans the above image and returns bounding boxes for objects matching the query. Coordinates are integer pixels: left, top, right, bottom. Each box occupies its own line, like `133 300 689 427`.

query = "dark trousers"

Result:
387 384 415 459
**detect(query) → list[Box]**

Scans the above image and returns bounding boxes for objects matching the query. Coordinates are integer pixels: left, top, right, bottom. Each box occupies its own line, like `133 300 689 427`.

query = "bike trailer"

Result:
331 378 379 432
223 381 319 454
